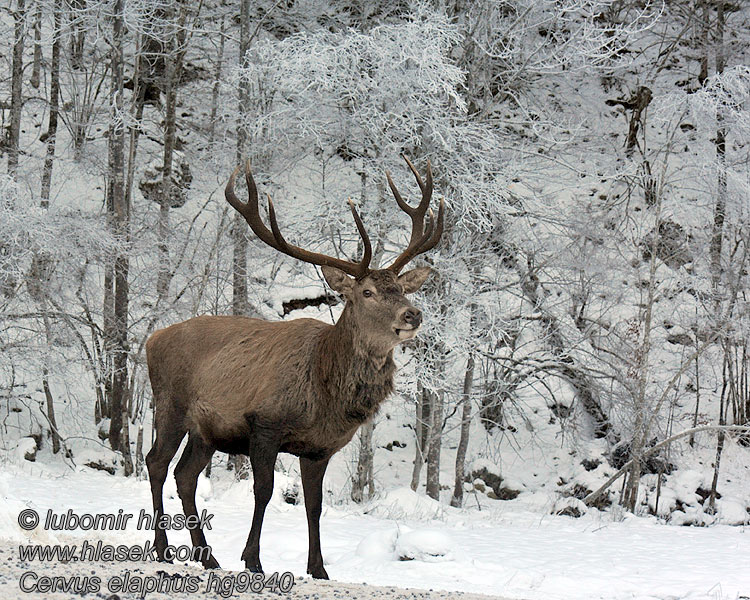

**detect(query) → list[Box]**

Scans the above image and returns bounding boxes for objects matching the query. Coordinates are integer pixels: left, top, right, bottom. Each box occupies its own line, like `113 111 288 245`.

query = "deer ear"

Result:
398 266 432 294
322 266 354 295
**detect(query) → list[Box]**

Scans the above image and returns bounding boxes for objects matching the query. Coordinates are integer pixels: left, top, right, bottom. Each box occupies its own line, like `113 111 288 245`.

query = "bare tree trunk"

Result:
410 382 428 491
351 420 375 502
102 267 113 422
739 344 750 439
625 86 652 157
157 3 188 301
106 0 129 459
707 0 727 511
451 304 477 507
30 1 42 89
8 0 27 177
68 0 86 69
623 287 656 511
122 37 149 227
39 285 61 455
229 0 252 477
135 425 144 477
697 0 710 86
689 332 701 447
40 0 62 208
624 170 662 513
709 0 726 302
208 16 225 145
233 0 252 317
157 180 172 303
32 1 63 455
120 387 133 475
425 387 443 501
708 349 729 512
42 366 61 453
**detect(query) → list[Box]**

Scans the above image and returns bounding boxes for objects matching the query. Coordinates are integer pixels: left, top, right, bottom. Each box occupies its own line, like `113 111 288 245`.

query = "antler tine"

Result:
402 155 433 215
225 161 372 278
385 170 411 215
386 157 433 218
388 197 444 274
224 161 276 250
385 156 444 274
266 194 292 253
348 199 372 271
418 198 444 254
402 155 424 192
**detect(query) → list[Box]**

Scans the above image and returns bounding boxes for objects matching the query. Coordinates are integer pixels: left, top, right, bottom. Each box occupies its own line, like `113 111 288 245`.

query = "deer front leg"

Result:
241 436 279 572
300 455 330 579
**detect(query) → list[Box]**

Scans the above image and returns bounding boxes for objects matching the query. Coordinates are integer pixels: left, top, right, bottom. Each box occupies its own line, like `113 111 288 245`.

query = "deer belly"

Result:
279 440 329 461
212 436 252 456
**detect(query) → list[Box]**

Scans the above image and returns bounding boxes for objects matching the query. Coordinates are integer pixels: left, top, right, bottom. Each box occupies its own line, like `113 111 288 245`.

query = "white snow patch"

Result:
552 496 588 517
196 473 213 502
365 487 445 520
716 499 749 525
395 528 453 562
355 527 399 560
13 438 37 463
670 469 705 505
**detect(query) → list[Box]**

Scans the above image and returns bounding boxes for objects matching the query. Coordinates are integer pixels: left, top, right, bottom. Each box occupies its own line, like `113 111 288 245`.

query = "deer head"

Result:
225 156 444 349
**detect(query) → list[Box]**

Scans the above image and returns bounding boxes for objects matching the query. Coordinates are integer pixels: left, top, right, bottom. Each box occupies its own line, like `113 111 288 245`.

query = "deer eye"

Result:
363 289 373 298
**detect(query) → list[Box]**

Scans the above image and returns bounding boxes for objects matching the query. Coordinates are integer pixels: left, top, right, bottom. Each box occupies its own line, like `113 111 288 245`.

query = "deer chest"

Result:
343 380 393 424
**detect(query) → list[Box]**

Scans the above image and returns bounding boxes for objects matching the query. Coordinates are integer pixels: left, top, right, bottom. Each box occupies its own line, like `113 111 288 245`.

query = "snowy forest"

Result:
2 0 750 596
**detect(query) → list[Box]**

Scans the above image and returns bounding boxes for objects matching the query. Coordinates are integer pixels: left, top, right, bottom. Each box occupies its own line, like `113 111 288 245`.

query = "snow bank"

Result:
395 528 452 562
716 499 750 525
355 528 399 560
365 487 445 520
355 527 452 563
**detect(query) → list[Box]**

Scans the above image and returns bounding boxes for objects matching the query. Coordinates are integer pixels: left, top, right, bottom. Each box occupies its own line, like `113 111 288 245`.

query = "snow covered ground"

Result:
1 464 748 600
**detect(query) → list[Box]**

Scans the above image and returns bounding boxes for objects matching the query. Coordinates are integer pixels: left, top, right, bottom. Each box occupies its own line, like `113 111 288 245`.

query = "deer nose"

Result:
402 308 422 327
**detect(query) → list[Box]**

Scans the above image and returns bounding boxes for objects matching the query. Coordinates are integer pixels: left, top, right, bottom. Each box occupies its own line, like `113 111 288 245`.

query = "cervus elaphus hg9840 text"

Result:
145 157 444 579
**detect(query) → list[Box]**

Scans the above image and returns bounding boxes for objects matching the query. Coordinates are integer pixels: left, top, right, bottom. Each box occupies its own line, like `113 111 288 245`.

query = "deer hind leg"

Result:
174 430 219 569
145 419 186 562
241 432 280 573
300 456 330 579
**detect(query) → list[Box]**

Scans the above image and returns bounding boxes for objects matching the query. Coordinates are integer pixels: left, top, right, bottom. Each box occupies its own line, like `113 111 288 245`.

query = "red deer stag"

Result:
145 156 444 579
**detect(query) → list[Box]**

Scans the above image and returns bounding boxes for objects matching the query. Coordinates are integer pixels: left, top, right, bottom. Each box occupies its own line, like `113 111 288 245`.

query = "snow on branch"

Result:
0 175 119 283
230 5 465 156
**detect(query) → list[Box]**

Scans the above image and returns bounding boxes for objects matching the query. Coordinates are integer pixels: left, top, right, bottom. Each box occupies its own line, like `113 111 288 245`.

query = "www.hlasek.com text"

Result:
19 540 211 563
19 570 295 596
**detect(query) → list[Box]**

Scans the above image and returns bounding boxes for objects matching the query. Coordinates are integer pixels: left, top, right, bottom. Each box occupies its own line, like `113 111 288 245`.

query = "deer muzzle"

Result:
394 307 422 339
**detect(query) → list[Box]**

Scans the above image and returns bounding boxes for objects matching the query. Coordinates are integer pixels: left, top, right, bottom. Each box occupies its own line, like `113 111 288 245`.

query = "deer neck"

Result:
331 303 394 365
315 305 396 421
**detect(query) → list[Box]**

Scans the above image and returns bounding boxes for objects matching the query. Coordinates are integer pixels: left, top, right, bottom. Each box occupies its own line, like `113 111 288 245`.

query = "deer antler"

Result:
225 160 372 278
385 155 444 274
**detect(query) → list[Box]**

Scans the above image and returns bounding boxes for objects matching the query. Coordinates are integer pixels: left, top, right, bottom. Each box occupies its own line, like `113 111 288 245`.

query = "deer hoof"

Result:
308 566 329 580
245 562 263 574
155 549 173 564
203 555 221 569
